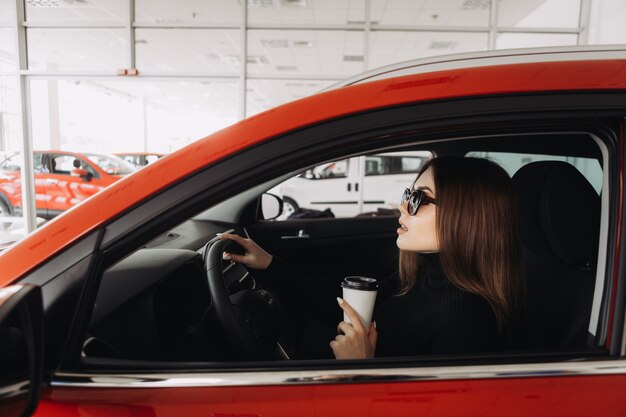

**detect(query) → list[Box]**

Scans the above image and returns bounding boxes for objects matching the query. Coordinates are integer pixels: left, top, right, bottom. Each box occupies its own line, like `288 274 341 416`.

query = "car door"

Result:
360 151 431 215
43 153 104 217
31 154 49 218
34 119 626 416
277 157 362 218
252 154 400 285
0 153 47 218
0 285 43 417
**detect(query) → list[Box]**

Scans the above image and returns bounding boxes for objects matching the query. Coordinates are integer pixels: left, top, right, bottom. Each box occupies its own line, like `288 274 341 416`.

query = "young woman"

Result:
220 156 524 359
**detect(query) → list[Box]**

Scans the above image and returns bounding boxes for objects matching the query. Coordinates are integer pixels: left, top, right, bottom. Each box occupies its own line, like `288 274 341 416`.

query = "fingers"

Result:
368 322 378 347
329 334 346 351
336 298 365 333
337 321 356 337
219 233 273 270
223 252 245 263
219 233 252 263
218 232 251 249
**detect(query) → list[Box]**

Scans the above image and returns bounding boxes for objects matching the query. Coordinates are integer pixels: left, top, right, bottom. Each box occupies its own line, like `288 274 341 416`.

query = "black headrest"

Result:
512 161 600 266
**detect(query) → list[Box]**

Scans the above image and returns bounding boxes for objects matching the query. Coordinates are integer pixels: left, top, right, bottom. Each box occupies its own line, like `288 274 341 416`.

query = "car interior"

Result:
81 129 610 366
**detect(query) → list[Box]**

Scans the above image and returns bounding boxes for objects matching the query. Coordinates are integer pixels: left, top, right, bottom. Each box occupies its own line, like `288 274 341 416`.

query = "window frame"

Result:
16 93 621 384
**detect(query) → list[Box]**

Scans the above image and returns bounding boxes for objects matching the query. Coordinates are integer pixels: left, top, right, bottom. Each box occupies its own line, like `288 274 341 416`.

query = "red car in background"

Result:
0 150 136 219
115 152 166 167
1 46 626 417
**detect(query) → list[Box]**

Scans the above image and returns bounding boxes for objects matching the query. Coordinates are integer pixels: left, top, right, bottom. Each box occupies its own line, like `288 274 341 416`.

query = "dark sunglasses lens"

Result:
408 191 422 215
401 188 410 204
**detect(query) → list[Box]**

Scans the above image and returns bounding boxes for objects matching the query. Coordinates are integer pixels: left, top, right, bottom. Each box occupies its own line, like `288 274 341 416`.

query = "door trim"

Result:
53 358 626 388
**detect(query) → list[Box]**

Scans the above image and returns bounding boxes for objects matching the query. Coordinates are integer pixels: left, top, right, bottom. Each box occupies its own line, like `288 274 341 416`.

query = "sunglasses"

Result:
401 188 438 215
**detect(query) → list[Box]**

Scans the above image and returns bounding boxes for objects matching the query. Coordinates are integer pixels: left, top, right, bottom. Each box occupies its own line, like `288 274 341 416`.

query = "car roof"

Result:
326 45 626 90
2 47 626 285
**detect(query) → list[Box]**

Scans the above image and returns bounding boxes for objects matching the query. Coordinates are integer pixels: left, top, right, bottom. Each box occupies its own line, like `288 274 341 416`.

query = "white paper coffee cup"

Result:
341 276 378 332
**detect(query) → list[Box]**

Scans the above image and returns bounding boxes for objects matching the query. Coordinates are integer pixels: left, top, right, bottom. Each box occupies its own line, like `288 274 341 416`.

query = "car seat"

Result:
512 161 600 349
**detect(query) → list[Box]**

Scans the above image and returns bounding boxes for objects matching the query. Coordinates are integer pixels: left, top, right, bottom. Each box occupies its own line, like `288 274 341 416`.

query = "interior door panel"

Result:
246 215 399 358
247 216 400 283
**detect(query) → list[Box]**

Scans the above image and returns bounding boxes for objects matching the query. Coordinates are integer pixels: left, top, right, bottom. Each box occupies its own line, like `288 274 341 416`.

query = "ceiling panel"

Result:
248 0 365 25
135 0 240 25
27 28 128 71
246 78 334 116
248 29 365 77
369 30 488 69
371 0 490 27
498 0 581 28
496 32 578 49
0 0 14 26
25 0 127 23
135 29 241 74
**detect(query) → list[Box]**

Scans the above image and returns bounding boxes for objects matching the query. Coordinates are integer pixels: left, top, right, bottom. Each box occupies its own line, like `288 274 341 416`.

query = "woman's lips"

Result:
397 219 409 234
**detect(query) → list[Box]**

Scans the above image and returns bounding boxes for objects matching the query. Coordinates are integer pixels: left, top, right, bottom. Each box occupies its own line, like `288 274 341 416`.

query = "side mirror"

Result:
71 168 90 181
0 285 44 417
260 193 283 220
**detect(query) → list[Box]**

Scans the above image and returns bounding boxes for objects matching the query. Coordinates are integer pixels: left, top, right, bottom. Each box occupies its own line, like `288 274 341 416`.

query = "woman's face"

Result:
396 166 439 252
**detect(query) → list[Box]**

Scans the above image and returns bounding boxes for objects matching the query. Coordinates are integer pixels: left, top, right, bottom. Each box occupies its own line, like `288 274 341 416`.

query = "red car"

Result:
2 46 626 417
0 151 136 219
114 152 166 168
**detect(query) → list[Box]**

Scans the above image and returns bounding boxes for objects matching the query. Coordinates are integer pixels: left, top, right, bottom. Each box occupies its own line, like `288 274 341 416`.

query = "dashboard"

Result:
85 226 256 362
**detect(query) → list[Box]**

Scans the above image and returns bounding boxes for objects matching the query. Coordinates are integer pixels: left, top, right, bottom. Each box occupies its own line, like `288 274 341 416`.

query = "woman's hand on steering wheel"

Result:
218 233 273 270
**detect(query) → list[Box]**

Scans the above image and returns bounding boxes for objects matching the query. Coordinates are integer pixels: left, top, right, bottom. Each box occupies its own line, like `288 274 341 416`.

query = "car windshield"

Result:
86 153 137 175
0 152 22 171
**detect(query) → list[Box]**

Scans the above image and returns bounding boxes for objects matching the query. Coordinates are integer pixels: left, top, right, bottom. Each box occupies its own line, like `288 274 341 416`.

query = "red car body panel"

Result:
36 375 626 417
1 59 626 286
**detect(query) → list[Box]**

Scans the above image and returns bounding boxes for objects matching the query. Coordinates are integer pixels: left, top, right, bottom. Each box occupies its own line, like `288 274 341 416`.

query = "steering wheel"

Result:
203 237 294 360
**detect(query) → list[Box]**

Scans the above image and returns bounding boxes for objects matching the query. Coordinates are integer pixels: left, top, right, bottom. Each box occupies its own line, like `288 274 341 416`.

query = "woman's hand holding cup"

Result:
331 297 377 359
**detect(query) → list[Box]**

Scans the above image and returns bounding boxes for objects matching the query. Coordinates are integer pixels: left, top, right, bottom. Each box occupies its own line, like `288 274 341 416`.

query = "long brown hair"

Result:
399 157 523 330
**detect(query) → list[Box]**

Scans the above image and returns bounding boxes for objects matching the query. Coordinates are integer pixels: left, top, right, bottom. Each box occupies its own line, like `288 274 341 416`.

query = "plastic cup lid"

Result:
341 276 378 291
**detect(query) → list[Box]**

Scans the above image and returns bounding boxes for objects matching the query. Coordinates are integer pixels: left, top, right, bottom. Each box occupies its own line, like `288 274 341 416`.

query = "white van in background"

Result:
270 151 432 220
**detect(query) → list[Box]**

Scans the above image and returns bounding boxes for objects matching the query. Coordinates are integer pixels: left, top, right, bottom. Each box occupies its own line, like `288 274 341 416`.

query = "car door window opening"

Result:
68 122 614 370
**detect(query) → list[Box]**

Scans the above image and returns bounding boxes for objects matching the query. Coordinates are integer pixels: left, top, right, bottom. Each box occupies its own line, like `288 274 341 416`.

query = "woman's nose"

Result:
398 201 408 215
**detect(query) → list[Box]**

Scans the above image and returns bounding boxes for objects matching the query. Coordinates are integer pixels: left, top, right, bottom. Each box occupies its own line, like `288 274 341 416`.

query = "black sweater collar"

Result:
419 252 451 291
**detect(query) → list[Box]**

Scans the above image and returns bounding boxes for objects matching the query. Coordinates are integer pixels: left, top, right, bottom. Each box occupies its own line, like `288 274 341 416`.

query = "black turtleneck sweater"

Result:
373 253 505 356
267 252 506 358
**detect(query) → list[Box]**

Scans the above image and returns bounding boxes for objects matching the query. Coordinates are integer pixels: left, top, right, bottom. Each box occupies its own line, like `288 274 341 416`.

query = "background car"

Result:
115 152 166 167
1 47 626 417
270 151 431 219
0 150 136 219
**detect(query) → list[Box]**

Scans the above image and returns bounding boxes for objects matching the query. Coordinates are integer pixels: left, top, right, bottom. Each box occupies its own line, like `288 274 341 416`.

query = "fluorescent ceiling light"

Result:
281 0 307 6
240 0 274 8
428 41 458 50
226 55 270 65
261 39 289 48
27 0 61 6
293 40 314 48
461 0 490 10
